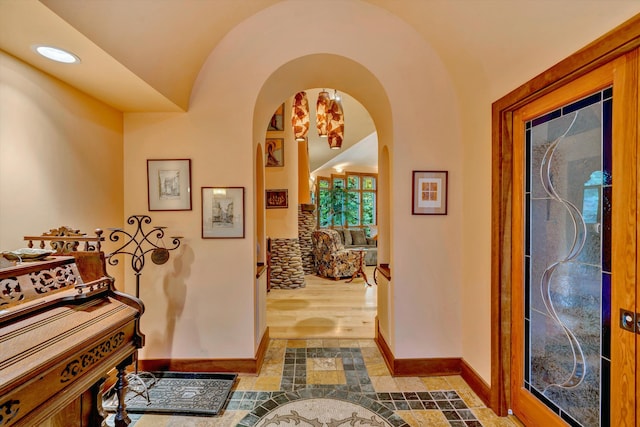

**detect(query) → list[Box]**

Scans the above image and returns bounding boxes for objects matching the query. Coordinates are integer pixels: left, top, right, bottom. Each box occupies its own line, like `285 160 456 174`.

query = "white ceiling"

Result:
312 132 378 176
1 0 638 167
3 0 639 112
301 88 376 173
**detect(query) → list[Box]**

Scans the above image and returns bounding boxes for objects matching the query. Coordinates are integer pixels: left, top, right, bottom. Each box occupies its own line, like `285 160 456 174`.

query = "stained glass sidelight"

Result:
524 88 612 427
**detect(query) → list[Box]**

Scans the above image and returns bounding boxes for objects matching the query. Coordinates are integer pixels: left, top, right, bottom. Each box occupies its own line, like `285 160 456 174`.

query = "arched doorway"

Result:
253 55 393 342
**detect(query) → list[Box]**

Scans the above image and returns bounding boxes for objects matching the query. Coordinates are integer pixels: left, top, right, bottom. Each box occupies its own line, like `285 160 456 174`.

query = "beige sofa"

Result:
332 228 377 266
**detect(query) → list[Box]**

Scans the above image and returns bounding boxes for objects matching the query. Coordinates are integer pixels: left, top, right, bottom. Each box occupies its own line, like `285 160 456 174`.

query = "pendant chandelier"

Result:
326 94 344 150
292 89 344 149
292 91 310 141
316 90 330 138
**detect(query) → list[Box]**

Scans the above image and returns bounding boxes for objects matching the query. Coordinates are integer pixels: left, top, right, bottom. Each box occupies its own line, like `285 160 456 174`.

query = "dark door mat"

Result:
103 371 237 416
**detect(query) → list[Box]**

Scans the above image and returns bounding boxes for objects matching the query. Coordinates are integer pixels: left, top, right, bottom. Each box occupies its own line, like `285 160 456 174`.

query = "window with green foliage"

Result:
316 172 377 230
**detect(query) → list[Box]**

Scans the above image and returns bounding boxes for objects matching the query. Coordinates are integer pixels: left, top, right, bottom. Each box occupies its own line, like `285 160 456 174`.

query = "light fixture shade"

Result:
326 99 344 149
291 91 310 141
316 90 330 137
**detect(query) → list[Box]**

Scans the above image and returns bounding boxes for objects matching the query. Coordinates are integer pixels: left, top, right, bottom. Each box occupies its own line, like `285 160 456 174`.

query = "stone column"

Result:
269 238 305 289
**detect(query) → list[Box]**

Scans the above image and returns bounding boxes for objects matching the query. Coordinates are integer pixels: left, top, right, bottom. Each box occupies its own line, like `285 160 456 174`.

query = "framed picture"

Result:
266 189 288 209
412 170 448 215
202 187 245 238
265 138 284 167
267 103 284 131
147 159 192 211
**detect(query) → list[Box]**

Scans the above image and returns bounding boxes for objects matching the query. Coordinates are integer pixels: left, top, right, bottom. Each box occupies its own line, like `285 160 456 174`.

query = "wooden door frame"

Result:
490 14 640 416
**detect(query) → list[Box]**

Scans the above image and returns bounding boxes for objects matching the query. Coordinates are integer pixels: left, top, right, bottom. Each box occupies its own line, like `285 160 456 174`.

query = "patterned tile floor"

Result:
109 339 522 426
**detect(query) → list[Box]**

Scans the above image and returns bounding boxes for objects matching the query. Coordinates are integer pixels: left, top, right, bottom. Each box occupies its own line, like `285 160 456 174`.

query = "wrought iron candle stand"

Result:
106 214 182 403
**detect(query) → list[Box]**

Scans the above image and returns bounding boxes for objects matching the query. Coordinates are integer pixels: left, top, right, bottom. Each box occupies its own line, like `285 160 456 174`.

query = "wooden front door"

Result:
510 52 638 426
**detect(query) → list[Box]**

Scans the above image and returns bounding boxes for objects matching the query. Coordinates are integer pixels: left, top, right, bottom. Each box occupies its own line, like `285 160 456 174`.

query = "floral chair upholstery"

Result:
311 229 360 279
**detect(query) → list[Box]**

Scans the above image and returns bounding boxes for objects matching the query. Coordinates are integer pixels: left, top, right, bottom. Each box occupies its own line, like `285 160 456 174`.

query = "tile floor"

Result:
111 339 522 426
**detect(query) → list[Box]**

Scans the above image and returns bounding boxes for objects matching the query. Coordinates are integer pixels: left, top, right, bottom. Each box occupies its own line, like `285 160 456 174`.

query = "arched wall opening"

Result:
253 53 393 339
128 0 466 377
255 143 265 262
253 53 393 252
254 142 267 347
378 145 391 265
376 144 393 346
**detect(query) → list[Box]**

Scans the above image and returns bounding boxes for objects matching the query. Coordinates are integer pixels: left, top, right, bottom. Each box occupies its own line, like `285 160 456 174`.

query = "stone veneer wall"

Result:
298 204 316 274
269 238 305 289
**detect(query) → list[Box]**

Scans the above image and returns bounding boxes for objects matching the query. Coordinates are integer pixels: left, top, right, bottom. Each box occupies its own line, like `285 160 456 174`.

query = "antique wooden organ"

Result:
0 229 144 427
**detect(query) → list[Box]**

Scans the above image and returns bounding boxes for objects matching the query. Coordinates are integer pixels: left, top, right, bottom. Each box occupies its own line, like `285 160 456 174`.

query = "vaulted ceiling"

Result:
3 0 639 112
1 0 638 169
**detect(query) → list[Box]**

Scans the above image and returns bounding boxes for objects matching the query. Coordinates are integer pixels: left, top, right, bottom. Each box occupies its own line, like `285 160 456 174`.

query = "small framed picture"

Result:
268 103 284 131
202 187 245 238
265 138 284 167
266 189 288 209
412 171 448 215
147 159 192 211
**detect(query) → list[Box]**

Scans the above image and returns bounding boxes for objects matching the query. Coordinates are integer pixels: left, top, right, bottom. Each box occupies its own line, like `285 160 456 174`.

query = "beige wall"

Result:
265 99 299 239
4 2 639 387
123 0 464 364
455 7 640 384
123 110 257 359
0 51 124 280
122 2 640 382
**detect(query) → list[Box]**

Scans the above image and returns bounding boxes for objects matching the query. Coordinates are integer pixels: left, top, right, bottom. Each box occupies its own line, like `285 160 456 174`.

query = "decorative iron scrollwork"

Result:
60 332 125 383
108 215 181 298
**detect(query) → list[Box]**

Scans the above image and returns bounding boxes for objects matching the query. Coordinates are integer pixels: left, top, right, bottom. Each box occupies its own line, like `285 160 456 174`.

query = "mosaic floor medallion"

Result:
256 397 393 427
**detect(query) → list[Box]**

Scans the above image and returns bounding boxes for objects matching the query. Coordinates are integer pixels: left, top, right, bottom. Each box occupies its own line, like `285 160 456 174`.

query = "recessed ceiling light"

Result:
33 45 80 64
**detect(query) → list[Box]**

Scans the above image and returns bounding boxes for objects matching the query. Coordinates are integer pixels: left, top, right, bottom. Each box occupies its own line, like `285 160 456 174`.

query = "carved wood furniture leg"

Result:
90 377 108 427
113 356 133 427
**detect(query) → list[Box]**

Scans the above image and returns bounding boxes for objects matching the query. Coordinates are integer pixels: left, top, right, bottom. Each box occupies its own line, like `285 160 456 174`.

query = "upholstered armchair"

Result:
311 229 360 279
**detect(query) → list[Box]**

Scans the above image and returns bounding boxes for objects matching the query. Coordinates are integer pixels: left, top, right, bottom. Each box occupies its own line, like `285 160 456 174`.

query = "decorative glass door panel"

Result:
524 88 612 426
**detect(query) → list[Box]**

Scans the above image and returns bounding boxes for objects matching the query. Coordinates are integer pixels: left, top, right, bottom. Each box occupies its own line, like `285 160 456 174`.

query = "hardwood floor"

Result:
266 266 377 339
